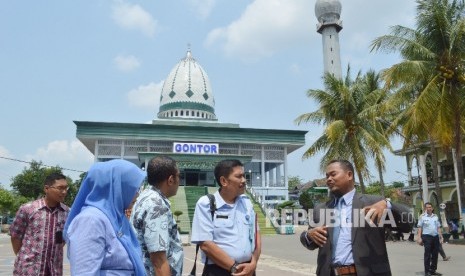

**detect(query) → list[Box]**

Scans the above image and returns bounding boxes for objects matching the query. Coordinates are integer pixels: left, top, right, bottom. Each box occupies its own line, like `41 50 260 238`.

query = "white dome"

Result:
315 0 341 22
158 50 217 120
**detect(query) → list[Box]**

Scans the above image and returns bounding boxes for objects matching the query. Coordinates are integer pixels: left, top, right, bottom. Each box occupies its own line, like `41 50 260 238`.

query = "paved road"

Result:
1 231 463 275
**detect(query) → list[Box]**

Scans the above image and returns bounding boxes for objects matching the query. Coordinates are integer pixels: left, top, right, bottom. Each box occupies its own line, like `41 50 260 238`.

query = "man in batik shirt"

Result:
131 156 184 276
10 172 70 276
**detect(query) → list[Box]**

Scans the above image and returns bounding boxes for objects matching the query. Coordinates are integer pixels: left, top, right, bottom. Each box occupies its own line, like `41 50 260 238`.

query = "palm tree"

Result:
370 0 465 208
363 70 393 197
295 67 390 193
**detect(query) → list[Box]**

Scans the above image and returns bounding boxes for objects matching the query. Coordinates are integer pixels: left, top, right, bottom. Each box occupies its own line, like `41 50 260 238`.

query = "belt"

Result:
333 264 357 276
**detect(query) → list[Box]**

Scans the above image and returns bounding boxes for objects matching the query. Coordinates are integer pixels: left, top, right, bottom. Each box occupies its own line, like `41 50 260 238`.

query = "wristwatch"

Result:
230 262 239 273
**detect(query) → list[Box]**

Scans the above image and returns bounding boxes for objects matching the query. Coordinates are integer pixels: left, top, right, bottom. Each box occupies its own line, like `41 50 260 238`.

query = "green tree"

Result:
10 160 74 204
363 70 392 197
371 0 465 209
10 193 29 216
288 175 303 191
392 181 405 188
295 67 390 193
173 210 183 222
0 187 29 218
64 172 87 207
0 187 14 214
299 191 313 210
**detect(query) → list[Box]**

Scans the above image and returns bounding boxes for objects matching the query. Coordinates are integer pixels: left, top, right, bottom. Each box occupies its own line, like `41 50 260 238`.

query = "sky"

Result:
0 0 419 189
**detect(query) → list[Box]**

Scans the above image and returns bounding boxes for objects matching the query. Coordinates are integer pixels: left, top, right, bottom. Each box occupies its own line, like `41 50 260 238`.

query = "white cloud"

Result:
114 54 141 72
205 0 313 62
26 140 93 170
112 2 157 37
25 140 94 180
337 0 417 71
204 0 416 66
127 81 164 111
188 0 216 19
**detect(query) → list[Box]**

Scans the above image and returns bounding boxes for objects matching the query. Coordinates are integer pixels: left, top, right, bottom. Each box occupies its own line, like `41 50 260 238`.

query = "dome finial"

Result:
187 43 192 59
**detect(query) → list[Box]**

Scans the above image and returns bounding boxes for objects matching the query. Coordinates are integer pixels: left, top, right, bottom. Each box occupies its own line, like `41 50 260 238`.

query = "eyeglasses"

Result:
49 186 69 192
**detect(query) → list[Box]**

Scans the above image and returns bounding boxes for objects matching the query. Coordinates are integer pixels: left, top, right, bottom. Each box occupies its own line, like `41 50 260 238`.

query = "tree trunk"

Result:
377 163 385 197
356 169 366 194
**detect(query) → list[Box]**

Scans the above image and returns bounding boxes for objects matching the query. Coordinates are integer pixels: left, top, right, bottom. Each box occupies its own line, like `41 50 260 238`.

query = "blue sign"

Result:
173 142 219 154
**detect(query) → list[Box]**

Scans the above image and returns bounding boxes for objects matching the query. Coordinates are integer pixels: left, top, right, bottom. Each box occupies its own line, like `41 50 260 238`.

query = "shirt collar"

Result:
38 198 67 211
215 190 238 208
341 188 356 206
152 186 171 207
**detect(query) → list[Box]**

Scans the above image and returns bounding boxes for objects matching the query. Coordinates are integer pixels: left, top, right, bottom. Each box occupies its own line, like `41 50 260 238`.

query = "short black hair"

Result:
44 172 67 186
424 202 433 208
214 159 243 186
146 156 178 186
327 159 354 175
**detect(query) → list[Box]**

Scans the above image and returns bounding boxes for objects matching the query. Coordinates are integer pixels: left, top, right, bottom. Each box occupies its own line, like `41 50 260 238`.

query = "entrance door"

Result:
185 171 199 186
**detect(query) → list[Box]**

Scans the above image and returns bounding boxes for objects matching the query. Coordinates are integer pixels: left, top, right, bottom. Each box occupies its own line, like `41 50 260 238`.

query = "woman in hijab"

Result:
64 159 145 275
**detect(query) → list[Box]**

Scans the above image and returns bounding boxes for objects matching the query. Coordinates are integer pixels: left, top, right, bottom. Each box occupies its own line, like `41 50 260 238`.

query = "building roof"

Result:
75 120 307 153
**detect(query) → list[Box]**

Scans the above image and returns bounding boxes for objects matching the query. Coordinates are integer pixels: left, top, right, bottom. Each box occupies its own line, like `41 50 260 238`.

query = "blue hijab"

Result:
64 159 145 276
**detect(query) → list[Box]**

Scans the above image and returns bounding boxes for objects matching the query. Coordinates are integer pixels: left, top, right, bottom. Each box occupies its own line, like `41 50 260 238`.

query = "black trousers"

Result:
422 234 439 273
202 264 256 276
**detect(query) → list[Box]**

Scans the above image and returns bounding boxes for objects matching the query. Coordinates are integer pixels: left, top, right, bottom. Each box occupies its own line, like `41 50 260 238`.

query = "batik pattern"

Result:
10 198 69 276
131 187 183 276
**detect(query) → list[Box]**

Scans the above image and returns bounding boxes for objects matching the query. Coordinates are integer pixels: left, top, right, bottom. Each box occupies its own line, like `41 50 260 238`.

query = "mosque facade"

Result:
75 50 307 206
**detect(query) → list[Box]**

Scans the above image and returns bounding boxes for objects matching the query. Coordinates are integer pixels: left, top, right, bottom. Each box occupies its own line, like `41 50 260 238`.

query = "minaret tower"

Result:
315 0 343 79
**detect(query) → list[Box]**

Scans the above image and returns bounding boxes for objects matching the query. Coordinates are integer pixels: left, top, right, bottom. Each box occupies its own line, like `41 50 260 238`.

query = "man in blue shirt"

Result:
417 202 443 276
191 159 261 276
300 159 412 276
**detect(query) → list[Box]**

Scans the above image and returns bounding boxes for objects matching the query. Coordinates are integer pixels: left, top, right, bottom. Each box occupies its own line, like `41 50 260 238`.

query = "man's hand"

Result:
233 261 256 276
417 238 423 246
362 200 388 224
306 226 328 247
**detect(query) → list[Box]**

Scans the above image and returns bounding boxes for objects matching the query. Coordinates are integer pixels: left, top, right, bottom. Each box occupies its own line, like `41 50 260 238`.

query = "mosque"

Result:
74 49 307 207
76 0 465 227
73 0 343 212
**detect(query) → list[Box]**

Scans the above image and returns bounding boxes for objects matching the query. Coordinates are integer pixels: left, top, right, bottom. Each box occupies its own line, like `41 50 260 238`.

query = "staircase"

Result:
170 186 277 235
246 192 278 235
170 186 191 234
253 204 278 235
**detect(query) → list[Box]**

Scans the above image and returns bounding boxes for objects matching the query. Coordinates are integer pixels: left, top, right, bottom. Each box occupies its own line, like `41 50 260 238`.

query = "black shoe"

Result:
425 273 431 276
429 271 442 276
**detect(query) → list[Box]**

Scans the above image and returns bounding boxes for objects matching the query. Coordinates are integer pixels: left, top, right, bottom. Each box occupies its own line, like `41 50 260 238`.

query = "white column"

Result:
261 146 266 187
419 154 429 203
271 167 276 186
276 164 282 186
284 147 288 189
